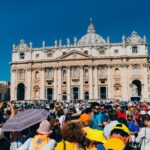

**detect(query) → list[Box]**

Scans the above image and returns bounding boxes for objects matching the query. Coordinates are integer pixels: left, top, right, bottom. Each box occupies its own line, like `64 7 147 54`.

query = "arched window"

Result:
100 67 105 77
19 70 24 80
133 67 138 76
63 70 67 78
73 67 78 77
115 68 120 76
35 71 39 79
48 69 52 78
84 69 88 77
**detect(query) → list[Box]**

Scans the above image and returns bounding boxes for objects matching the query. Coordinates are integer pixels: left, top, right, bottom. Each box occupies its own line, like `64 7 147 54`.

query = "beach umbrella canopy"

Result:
2 109 49 132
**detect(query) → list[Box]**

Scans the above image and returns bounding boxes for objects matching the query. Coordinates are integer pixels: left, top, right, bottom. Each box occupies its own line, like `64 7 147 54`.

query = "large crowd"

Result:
0 99 150 150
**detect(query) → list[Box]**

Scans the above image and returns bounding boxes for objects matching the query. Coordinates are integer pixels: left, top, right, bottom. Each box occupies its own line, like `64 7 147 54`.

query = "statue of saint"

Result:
132 84 138 96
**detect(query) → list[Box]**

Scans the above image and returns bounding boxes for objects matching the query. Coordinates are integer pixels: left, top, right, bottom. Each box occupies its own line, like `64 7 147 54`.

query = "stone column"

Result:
40 68 45 100
107 65 111 98
57 67 62 100
80 66 84 100
94 65 98 99
67 66 71 101
54 67 57 100
143 64 149 101
26 68 32 100
89 65 93 99
11 69 16 101
122 65 128 100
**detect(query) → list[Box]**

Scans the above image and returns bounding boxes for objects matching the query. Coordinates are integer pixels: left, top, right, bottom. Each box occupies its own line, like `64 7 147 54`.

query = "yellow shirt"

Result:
32 134 50 150
55 141 83 150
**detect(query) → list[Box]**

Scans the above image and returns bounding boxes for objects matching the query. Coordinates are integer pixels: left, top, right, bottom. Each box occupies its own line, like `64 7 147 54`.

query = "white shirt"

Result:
104 120 119 140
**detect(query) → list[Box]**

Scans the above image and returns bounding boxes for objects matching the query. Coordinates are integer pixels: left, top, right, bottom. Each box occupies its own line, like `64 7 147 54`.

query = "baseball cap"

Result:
113 124 130 135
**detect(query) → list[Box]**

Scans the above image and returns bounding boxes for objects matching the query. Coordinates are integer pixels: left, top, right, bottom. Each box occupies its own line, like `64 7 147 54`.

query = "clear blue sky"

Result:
0 0 150 81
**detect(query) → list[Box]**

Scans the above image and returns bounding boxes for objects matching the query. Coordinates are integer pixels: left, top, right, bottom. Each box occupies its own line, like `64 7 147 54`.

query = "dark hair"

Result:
50 103 54 109
57 109 64 117
110 129 129 137
81 107 92 114
144 114 150 122
69 107 76 114
108 110 118 121
118 118 128 127
90 102 99 109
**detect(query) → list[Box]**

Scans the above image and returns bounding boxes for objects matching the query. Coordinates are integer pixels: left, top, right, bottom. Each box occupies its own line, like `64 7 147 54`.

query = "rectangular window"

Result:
84 51 88 54
85 81 88 84
132 46 138 54
99 51 105 55
63 52 66 55
47 53 52 58
36 54 39 58
20 53 25 59
114 50 118 54
63 81 66 85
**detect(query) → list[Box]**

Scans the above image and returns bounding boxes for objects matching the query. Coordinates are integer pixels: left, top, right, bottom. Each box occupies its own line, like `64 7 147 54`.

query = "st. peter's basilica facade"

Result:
10 20 150 101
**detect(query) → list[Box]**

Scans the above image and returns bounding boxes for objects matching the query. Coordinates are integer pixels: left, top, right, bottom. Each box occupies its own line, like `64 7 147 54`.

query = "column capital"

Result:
27 68 32 71
142 63 149 68
12 69 17 72
66 65 71 69
80 65 84 69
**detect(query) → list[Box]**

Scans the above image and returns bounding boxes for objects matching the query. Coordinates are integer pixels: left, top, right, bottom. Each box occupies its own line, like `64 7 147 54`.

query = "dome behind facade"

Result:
77 20 106 46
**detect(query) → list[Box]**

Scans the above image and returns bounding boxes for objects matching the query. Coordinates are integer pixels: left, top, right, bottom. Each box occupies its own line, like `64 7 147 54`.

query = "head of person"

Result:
81 107 92 115
110 124 130 144
144 114 150 127
56 108 64 117
68 107 76 115
36 120 52 136
84 129 106 149
127 114 133 121
129 106 135 113
80 113 92 127
90 102 100 115
108 110 118 121
61 122 84 144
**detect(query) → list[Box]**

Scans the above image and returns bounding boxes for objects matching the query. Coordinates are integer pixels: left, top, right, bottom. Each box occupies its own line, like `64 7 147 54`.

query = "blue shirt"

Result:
91 113 104 130
127 120 139 132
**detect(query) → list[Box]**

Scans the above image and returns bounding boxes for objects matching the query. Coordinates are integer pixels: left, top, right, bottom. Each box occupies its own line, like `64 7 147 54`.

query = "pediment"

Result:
56 50 93 60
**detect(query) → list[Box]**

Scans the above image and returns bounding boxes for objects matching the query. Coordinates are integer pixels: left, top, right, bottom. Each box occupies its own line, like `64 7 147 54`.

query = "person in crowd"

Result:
49 103 56 119
55 121 84 150
83 129 107 150
104 110 119 140
97 123 130 150
56 108 66 129
50 118 62 142
117 106 127 120
80 113 92 133
17 120 56 150
90 102 105 130
127 114 139 142
136 114 150 150
0 101 15 150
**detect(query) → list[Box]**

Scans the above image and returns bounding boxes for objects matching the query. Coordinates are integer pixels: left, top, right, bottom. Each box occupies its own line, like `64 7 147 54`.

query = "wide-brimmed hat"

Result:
37 120 51 135
86 129 107 144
